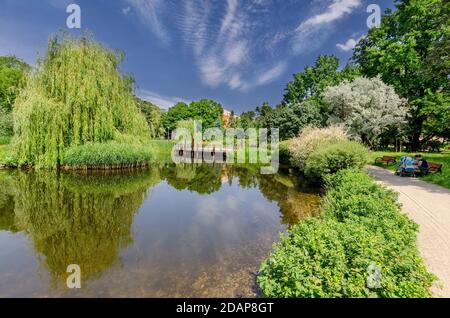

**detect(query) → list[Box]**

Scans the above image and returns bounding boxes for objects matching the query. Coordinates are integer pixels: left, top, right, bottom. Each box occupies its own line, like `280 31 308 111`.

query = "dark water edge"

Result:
0 163 320 297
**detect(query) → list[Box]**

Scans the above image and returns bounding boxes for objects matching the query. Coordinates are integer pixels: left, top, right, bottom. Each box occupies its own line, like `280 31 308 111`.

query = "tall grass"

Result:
62 142 151 170
12 32 150 168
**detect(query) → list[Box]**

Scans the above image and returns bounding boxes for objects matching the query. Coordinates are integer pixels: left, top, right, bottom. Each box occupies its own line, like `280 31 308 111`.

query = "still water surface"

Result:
0 164 320 297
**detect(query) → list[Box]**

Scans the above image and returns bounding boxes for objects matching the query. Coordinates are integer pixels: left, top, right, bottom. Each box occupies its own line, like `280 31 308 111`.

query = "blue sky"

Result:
0 0 395 113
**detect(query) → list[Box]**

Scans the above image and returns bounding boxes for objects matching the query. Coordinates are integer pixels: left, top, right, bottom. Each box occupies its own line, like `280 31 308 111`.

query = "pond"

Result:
0 164 320 297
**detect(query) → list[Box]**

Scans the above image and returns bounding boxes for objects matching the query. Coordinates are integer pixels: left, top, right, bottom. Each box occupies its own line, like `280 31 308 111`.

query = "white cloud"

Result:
138 90 189 109
122 6 131 15
302 0 361 27
124 0 170 44
256 62 287 86
336 36 363 52
293 0 361 53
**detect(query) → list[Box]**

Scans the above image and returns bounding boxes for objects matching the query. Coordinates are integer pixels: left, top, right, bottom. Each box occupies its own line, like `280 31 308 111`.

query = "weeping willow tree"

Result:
12 32 150 168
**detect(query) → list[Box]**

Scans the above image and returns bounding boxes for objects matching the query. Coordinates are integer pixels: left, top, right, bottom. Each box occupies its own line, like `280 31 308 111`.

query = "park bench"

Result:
375 156 396 165
426 162 443 174
415 162 443 176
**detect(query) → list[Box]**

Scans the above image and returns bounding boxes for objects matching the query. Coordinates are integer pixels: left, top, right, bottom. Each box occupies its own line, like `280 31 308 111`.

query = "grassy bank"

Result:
371 151 450 189
147 139 175 163
258 168 434 297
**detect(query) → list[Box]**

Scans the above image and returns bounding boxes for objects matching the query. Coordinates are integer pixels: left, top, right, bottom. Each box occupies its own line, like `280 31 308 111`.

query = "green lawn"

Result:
371 151 450 189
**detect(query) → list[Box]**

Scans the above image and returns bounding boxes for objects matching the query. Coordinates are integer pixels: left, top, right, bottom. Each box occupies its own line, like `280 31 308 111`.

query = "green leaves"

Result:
12 33 151 168
258 169 435 298
62 142 152 168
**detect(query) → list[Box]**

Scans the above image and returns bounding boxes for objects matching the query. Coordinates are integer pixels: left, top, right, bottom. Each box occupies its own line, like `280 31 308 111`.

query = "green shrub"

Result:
278 140 292 165
0 108 13 137
62 142 151 168
304 140 369 182
0 135 12 145
289 125 348 169
258 169 434 298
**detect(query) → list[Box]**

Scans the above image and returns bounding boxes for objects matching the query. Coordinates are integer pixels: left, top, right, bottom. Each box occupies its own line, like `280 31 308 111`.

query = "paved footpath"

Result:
366 166 450 297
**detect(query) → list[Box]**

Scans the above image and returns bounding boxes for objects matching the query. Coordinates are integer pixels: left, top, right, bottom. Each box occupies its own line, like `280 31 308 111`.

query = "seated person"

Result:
396 156 416 175
415 154 429 171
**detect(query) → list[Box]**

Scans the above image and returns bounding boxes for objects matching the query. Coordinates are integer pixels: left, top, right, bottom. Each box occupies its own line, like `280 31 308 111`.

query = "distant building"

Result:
222 109 238 127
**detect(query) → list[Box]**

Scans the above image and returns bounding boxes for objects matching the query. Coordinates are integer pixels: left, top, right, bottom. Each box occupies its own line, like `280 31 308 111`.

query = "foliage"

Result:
135 97 163 138
283 55 359 105
258 169 434 298
353 0 450 149
288 125 348 170
304 140 369 182
270 99 324 140
0 55 30 113
162 99 223 134
324 76 409 148
278 140 292 165
0 107 13 137
0 56 30 139
62 142 151 168
12 33 150 168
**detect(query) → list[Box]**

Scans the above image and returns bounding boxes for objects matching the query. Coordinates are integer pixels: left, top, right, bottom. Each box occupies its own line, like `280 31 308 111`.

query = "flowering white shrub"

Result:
324 76 409 147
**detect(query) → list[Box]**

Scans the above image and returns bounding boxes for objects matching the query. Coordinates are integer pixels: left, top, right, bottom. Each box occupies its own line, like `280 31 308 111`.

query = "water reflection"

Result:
0 164 320 297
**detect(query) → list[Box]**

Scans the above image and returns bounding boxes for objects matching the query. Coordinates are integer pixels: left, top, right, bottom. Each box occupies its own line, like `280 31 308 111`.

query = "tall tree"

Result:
353 0 450 149
0 56 30 136
135 97 163 138
283 55 359 105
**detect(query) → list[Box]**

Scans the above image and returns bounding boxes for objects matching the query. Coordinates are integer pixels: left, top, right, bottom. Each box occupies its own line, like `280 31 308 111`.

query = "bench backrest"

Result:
428 162 442 170
383 156 396 161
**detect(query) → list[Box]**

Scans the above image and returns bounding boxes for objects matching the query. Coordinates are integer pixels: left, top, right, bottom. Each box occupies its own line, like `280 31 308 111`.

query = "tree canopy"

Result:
12 33 150 168
0 56 30 137
353 0 450 149
162 99 223 135
324 76 410 147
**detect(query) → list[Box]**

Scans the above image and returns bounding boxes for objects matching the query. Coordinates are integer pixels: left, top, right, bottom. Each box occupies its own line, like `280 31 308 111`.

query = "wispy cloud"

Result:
122 6 131 15
138 90 189 109
293 0 361 53
126 0 361 91
178 0 285 91
125 0 170 45
256 62 287 86
336 35 363 52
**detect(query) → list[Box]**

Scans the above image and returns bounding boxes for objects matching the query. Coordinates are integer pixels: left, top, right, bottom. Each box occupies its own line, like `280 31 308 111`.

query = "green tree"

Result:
12 33 150 168
162 99 223 135
283 55 359 105
270 100 323 140
135 97 163 138
353 0 450 149
189 99 223 130
161 102 190 135
0 56 30 136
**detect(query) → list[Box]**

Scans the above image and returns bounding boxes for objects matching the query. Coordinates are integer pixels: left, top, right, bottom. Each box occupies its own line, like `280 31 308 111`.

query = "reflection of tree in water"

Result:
0 173 17 232
9 168 160 287
163 164 321 226
161 163 223 195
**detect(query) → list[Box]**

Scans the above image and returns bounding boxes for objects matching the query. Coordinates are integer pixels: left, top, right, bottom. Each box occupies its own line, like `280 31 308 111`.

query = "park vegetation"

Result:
10 33 151 169
258 168 435 297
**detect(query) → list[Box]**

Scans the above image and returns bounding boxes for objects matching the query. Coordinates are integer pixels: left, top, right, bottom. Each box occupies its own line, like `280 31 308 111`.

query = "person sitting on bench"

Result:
396 156 416 176
415 154 429 173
